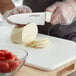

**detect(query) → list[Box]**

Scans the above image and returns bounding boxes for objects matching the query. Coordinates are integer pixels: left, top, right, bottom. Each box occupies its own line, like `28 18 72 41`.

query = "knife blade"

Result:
7 12 52 25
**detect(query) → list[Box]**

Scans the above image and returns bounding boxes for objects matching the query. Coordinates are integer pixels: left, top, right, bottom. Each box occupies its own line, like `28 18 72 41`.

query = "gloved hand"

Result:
3 5 32 26
46 0 76 25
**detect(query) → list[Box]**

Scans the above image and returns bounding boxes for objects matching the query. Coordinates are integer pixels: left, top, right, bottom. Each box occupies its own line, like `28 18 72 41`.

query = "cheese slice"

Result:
22 22 38 44
11 22 38 44
26 38 49 48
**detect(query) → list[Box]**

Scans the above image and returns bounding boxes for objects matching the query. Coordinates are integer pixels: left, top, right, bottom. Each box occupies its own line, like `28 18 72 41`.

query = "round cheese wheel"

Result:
11 26 23 44
11 22 38 44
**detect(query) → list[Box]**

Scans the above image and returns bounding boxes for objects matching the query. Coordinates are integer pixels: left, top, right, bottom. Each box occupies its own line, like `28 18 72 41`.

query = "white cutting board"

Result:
0 21 76 71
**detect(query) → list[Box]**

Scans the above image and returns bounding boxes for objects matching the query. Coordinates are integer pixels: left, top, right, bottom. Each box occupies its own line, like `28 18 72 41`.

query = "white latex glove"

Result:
3 5 32 26
46 0 76 25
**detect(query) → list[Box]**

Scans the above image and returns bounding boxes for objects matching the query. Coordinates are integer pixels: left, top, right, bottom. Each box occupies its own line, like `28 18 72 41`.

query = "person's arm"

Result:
0 0 15 14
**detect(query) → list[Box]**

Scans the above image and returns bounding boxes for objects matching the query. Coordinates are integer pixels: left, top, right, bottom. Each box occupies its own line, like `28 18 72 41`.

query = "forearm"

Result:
0 0 15 14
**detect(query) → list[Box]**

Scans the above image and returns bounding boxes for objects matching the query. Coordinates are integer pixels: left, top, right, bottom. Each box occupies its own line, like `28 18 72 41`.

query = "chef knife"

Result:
7 12 52 25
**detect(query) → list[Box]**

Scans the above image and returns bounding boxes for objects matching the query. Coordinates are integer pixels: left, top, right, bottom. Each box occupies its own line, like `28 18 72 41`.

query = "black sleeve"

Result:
23 0 32 7
71 37 76 42
63 32 76 42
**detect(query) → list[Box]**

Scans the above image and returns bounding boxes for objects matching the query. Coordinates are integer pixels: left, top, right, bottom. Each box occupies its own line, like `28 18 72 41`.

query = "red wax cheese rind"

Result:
0 50 21 73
